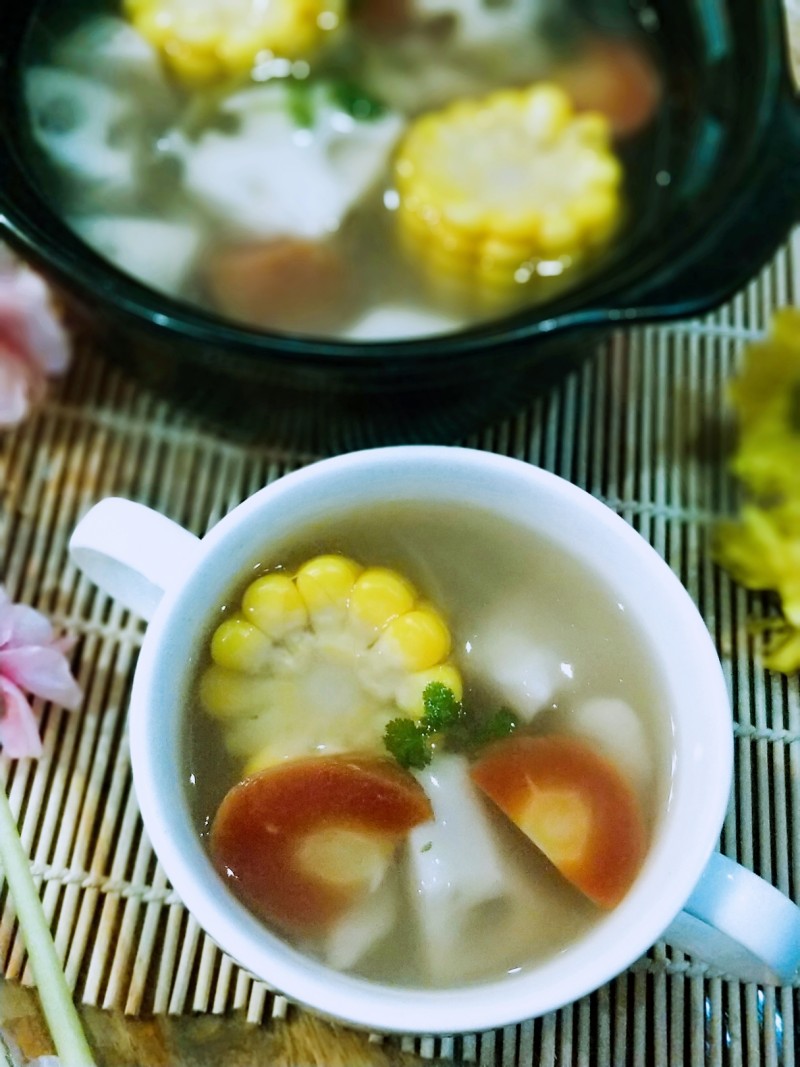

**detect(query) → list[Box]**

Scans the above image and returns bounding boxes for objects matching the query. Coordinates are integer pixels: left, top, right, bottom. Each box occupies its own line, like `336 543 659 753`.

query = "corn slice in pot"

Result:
124 0 345 84
393 82 623 304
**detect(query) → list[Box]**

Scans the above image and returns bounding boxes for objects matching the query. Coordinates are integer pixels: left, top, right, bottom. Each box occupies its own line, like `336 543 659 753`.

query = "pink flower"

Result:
0 588 82 759
0 242 72 427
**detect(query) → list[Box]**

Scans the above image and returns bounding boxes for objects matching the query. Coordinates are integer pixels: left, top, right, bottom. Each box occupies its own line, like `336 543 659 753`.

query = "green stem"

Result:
0 780 97 1067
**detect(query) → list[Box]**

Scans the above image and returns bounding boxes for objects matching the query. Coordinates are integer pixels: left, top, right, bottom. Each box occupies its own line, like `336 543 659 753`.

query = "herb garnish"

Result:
384 682 517 770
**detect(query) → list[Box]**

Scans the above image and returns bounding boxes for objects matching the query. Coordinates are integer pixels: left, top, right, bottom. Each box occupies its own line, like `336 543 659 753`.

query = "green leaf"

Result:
420 681 463 732
383 717 431 770
479 707 518 745
329 79 387 121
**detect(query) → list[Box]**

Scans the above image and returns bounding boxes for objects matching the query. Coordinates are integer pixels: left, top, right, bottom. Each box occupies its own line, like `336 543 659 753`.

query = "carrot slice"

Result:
203 238 353 334
210 755 432 935
554 38 663 139
470 735 647 908
353 0 413 35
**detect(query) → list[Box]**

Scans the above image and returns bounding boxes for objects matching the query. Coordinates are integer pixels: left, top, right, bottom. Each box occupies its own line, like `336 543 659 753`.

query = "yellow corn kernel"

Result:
393 82 623 304
210 614 274 674
570 111 611 146
481 237 534 268
242 572 308 639
376 605 452 672
538 210 581 256
477 260 532 291
582 151 623 189
419 241 479 282
295 555 363 620
395 663 464 719
349 567 417 634
522 83 573 140
568 190 619 236
484 208 543 244
242 736 314 775
243 746 279 776
199 664 275 719
124 0 345 85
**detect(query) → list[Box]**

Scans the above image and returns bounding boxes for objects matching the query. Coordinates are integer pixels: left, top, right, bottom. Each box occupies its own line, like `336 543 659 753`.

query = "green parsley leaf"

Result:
383 717 431 770
420 681 463 732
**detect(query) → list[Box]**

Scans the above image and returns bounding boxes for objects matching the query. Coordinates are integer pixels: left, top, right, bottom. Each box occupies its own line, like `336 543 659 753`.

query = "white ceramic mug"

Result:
68 446 800 1035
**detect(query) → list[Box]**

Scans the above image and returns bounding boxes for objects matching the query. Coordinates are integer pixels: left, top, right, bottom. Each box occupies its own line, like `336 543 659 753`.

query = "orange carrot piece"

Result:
210 755 432 935
203 238 352 334
555 38 663 139
353 0 413 36
470 735 647 909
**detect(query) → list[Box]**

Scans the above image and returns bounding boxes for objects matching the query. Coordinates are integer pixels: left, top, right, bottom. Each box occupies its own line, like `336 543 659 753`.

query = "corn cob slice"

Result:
124 0 345 85
200 555 462 772
393 83 623 305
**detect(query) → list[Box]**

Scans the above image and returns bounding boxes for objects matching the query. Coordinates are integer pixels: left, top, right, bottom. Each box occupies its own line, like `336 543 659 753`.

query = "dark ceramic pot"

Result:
1 0 798 446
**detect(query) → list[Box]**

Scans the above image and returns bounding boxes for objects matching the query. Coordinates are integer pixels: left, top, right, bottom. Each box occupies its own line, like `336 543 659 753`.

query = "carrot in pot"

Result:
553 37 663 139
353 0 414 36
202 238 354 335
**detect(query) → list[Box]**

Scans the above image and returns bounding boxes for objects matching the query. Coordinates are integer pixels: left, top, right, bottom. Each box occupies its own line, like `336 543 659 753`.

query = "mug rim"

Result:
128 445 733 1033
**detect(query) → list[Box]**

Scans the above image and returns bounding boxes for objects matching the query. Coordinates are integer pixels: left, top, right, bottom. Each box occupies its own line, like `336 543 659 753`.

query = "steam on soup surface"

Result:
21 0 661 340
184 501 671 988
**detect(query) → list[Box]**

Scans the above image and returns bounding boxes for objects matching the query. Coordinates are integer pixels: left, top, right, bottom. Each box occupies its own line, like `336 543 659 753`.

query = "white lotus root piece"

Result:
25 68 141 190
413 0 546 46
469 618 564 721
70 216 202 295
567 696 655 802
179 83 404 240
407 755 544 984
322 868 399 970
53 16 171 92
25 19 174 194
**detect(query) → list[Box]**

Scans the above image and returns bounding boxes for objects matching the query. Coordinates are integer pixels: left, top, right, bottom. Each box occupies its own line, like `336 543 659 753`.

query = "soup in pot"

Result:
20 0 663 339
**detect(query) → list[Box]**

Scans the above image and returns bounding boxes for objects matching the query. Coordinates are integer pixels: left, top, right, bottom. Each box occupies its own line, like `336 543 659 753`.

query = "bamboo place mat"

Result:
0 227 799 1067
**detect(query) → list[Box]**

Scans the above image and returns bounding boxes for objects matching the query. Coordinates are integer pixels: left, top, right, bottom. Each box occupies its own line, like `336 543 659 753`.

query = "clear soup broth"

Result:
184 500 671 988
21 0 663 340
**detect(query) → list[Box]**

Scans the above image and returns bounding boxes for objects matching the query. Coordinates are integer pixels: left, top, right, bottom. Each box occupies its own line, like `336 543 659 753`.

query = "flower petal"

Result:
0 645 82 709
0 248 72 375
0 278 31 352
0 676 43 758
7 267 72 375
0 602 55 650
0 341 39 427
0 601 14 647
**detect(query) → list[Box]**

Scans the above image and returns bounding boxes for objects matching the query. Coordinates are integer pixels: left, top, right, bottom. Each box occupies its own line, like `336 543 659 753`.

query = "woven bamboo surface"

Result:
4 6 800 1045
0 228 799 1064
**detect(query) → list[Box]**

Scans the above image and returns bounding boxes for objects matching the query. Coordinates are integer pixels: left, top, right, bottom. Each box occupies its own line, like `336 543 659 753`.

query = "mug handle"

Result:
665 852 800 985
68 498 201 621
68 500 800 985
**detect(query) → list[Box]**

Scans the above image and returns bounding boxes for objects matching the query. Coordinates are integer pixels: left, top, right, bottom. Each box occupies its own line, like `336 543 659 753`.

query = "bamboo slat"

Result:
1 231 799 1067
